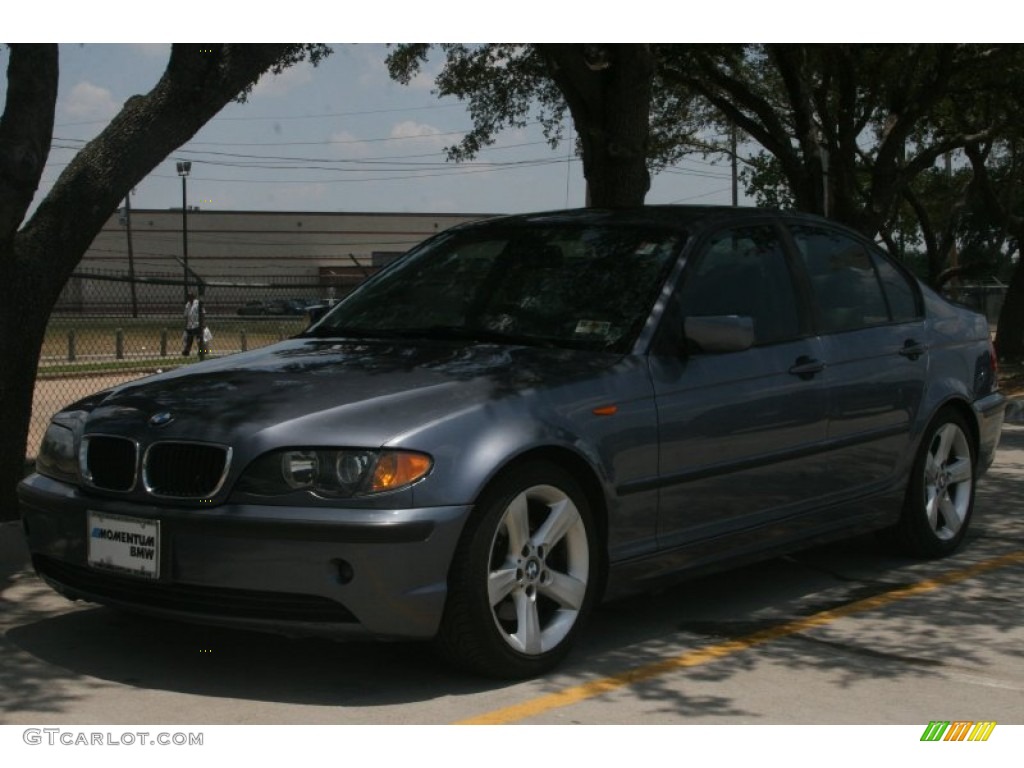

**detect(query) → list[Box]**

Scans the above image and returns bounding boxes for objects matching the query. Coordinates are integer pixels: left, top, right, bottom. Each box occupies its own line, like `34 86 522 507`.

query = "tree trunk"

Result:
0 44 324 521
0 247 53 519
539 44 653 208
995 228 1024 359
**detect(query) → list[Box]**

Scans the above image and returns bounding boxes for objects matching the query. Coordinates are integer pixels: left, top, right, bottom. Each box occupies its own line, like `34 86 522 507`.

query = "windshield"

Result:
306 223 684 352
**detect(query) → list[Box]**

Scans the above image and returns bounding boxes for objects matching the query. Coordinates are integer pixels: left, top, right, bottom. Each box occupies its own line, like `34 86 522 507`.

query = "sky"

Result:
5 7 1003 219
3 43 739 219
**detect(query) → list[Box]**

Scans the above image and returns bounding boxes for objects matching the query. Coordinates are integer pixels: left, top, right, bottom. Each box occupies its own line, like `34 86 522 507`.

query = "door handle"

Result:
899 339 927 360
789 356 825 380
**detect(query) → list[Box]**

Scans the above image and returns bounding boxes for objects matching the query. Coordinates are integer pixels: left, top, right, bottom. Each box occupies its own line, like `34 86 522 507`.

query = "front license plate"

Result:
87 511 161 579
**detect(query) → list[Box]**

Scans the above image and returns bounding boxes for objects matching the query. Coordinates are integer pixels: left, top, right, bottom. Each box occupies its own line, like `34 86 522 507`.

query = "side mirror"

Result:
684 315 754 353
307 305 330 325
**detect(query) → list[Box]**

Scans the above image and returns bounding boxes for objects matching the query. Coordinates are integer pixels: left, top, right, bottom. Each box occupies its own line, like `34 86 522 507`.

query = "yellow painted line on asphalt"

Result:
457 549 1024 725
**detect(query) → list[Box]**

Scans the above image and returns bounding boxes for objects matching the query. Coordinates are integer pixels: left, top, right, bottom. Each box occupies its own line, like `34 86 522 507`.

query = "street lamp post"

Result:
176 161 205 360
119 191 139 317
176 161 191 303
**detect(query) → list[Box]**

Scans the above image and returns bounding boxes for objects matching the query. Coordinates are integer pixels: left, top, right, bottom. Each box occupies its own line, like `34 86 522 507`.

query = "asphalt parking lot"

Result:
2 423 1023 727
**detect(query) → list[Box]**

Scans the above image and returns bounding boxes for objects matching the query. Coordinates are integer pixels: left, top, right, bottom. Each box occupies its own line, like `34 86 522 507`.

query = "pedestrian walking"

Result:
182 292 202 356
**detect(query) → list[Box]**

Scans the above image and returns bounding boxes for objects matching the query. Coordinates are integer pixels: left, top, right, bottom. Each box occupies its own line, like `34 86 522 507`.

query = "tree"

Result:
658 45 1006 240
0 43 329 521
386 44 658 207
965 139 1024 358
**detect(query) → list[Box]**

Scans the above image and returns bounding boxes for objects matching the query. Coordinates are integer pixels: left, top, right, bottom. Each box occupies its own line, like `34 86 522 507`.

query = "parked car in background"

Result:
305 298 338 324
236 299 311 317
20 207 1005 679
236 300 274 316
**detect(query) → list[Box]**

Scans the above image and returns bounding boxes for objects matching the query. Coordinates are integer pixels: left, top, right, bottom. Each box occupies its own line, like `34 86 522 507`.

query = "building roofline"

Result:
124 209 502 218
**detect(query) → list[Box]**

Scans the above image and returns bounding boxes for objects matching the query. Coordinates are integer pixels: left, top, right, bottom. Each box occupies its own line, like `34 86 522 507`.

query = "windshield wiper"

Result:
302 324 596 350
386 325 564 348
299 326 408 340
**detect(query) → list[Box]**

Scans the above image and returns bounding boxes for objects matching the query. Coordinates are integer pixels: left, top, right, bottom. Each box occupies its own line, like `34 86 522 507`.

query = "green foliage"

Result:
387 45 567 162
386 44 702 174
235 44 332 103
385 43 1024 287
739 151 794 210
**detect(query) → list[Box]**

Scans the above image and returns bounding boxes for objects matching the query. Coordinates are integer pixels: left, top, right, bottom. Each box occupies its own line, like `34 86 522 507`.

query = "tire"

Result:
892 409 977 558
435 462 601 679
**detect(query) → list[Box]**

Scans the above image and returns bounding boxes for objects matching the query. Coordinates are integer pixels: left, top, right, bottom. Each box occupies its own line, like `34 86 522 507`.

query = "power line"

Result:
142 159 579 184
54 102 468 129
665 187 732 204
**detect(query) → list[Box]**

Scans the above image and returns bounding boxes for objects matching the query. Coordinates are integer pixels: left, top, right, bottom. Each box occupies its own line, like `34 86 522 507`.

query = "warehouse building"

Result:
62 208 495 313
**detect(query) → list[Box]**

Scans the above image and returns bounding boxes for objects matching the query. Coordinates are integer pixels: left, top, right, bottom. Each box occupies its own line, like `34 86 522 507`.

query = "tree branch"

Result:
0 44 58 241
14 44 308 302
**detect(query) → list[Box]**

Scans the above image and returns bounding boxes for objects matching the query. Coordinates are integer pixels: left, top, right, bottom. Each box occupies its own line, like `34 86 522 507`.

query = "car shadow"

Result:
4 426 1023 722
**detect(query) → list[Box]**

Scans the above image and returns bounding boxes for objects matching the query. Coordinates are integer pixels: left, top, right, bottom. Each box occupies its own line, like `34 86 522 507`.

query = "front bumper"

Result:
17 473 471 640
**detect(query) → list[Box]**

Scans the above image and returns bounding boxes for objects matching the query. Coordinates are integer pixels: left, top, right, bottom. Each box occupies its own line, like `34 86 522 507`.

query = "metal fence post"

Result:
160 329 168 357
115 328 124 360
240 328 248 352
67 329 76 362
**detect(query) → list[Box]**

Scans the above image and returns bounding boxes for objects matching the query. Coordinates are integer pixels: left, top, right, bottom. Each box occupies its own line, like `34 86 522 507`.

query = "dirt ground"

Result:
999 360 1024 398
28 373 147 458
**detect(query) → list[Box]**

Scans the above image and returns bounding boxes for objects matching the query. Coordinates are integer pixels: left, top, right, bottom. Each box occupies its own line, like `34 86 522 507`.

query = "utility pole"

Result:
122 191 139 318
821 146 830 218
730 123 739 207
176 161 191 304
946 152 959 281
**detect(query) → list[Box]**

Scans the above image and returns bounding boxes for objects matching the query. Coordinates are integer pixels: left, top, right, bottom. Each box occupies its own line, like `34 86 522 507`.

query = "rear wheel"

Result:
435 462 600 678
892 410 976 558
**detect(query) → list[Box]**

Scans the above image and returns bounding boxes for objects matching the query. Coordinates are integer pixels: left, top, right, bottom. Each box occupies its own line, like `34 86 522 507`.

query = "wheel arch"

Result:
889 396 979 558
471 444 611 596
927 397 981 465
434 443 611 676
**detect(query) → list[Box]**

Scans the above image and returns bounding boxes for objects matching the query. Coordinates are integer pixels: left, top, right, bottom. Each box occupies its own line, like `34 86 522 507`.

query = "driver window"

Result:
678 225 801 346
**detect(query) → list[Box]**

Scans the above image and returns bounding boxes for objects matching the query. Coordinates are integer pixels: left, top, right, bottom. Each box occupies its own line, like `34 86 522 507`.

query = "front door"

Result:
650 223 831 553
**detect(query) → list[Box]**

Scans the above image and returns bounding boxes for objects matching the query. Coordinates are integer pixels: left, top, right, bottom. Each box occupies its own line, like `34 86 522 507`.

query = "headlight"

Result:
37 422 79 483
281 450 319 489
237 448 432 498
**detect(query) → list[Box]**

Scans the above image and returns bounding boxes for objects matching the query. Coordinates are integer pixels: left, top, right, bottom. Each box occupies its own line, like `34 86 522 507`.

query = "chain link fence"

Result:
30 269 373 459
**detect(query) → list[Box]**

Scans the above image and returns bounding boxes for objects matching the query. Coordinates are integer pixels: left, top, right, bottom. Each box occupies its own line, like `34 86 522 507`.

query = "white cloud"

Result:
251 64 314 99
64 81 121 120
261 183 331 211
129 44 170 59
390 120 447 148
328 130 371 157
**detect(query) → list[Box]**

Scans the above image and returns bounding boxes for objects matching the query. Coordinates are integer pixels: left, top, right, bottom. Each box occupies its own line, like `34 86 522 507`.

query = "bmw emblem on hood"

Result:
149 411 174 428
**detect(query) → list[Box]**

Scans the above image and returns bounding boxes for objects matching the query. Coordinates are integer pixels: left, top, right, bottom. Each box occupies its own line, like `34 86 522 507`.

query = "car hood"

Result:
81 338 621 449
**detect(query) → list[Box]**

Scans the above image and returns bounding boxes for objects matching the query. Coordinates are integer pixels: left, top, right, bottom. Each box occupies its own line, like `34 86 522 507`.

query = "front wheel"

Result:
892 410 976 558
435 462 601 679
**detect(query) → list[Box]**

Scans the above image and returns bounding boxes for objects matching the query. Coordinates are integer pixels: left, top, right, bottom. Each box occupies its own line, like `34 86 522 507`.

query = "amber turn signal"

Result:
371 451 433 491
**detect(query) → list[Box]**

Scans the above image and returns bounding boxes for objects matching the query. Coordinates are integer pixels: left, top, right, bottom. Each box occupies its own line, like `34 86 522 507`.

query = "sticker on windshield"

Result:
575 320 612 337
